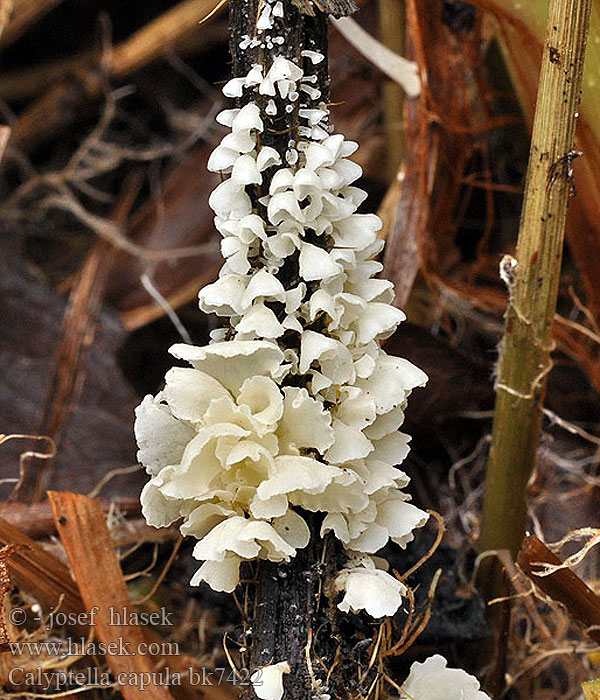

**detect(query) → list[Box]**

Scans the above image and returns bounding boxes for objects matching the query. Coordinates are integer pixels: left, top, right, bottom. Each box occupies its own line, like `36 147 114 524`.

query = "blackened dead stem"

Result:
229 1 363 698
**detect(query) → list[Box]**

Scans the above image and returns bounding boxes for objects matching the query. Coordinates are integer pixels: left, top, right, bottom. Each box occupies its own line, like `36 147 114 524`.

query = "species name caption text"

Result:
7 667 260 690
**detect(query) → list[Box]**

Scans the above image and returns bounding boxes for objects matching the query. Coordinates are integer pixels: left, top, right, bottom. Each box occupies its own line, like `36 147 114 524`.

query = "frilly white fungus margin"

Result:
251 654 490 700
334 554 407 618
251 662 291 700
399 655 491 699
135 0 429 621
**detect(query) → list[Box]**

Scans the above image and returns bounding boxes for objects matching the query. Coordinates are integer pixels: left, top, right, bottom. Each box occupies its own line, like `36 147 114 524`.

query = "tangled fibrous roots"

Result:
445 410 600 699
0 87 218 264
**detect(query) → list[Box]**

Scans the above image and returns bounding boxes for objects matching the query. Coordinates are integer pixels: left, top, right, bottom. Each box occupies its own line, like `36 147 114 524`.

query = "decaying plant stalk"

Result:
478 0 593 572
227 3 341 697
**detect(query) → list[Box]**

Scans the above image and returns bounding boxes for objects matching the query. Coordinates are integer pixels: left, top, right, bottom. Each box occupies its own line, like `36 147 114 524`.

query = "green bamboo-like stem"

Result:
474 0 600 323
478 0 592 568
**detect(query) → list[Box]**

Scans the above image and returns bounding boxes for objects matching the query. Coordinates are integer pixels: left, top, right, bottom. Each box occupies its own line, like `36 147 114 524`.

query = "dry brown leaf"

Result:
0 237 142 499
0 515 86 632
48 490 176 700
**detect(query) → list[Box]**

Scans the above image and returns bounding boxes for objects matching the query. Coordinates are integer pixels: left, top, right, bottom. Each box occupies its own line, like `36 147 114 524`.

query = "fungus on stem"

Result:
135 0 435 696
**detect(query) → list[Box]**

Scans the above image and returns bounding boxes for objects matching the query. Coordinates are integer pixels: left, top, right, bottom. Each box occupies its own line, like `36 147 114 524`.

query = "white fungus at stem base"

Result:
398 655 491 699
135 0 430 622
252 654 490 700
251 662 291 700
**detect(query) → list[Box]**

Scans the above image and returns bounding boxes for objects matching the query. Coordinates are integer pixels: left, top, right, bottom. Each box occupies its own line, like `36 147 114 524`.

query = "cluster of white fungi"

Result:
134 2 490 697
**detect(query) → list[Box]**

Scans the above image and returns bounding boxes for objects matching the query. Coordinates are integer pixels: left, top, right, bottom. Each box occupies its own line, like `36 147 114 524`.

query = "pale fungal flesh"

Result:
398 655 491 699
135 0 429 621
251 662 291 700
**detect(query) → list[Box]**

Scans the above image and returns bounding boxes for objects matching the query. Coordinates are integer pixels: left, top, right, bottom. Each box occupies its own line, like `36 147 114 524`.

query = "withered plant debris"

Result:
48 490 178 700
0 237 142 499
0 544 29 652
0 0 599 698
518 534 600 646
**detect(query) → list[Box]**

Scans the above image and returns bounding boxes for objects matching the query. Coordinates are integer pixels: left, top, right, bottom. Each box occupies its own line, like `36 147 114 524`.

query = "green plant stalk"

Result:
478 0 592 566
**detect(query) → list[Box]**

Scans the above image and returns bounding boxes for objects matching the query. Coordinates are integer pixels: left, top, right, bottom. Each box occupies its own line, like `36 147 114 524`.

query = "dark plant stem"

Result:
228 2 357 698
